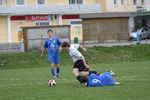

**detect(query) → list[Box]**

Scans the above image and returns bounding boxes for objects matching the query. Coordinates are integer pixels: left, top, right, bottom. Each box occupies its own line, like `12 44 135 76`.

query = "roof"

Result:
130 11 150 16
80 11 150 19
80 12 131 19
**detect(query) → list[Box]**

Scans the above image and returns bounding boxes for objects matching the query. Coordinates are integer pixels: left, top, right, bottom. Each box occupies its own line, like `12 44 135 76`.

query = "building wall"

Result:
11 21 35 42
47 0 68 5
0 16 8 43
3 0 95 5
85 0 95 4
27 0 36 5
10 19 71 43
7 0 15 6
0 0 87 43
96 0 149 12
82 17 129 42
95 0 107 12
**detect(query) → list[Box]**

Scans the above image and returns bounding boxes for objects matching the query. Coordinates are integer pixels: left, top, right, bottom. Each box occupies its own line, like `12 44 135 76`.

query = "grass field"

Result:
0 44 150 100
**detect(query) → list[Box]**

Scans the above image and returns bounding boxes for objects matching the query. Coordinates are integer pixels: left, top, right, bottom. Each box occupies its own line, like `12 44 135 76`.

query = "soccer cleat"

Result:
53 76 57 80
108 70 115 75
56 73 59 79
115 82 120 85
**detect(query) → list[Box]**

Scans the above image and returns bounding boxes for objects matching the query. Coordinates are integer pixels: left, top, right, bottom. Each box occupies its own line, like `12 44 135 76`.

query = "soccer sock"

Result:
76 75 84 83
56 67 60 74
50 68 55 77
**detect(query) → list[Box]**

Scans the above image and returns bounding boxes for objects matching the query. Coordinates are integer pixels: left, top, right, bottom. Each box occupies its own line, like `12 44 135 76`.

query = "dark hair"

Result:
61 42 70 47
80 76 88 83
47 29 53 33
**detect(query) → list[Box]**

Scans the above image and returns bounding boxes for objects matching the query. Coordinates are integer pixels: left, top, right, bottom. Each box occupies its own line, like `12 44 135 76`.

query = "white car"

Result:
130 27 150 40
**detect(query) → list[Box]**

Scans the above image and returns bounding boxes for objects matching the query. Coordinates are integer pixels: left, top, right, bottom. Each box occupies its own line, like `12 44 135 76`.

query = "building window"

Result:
37 0 45 5
69 0 83 4
16 0 24 5
114 0 117 5
0 0 2 5
69 0 75 4
77 0 83 4
133 0 137 5
121 0 124 5
141 0 144 5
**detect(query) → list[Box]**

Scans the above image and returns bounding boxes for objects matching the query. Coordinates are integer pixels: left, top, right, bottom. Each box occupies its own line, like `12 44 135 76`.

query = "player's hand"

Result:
59 47 62 52
82 48 87 52
40 54 43 58
85 64 90 69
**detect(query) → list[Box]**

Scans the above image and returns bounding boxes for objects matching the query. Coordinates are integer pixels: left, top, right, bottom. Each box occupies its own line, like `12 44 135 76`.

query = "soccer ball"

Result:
48 80 56 86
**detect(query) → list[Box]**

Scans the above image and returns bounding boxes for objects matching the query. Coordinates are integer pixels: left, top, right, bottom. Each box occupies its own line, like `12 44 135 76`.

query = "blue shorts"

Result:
48 54 60 64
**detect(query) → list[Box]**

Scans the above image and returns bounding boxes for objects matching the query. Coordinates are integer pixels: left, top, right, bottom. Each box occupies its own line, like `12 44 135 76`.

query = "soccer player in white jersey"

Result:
61 42 91 83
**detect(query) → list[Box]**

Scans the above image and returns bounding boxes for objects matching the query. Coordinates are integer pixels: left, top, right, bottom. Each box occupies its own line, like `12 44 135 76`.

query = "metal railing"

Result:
0 4 100 14
0 42 24 53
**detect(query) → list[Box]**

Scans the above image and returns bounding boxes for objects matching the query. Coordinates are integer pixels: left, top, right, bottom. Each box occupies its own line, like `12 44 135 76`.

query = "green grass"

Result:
0 44 150 100
0 61 150 100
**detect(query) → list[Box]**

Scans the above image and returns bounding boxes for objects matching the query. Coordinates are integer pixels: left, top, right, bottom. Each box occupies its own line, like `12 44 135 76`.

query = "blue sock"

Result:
50 68 55 77
56 67 60 74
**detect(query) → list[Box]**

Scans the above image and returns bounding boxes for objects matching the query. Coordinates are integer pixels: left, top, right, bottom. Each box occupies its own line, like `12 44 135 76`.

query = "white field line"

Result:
0 75 149 87
115 76 136 79
0 75 136 81
0 79 149 87
0 79 77 87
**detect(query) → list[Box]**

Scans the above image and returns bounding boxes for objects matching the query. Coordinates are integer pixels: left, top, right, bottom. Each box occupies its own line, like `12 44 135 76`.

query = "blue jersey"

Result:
44 37 62 55
87 72 115 87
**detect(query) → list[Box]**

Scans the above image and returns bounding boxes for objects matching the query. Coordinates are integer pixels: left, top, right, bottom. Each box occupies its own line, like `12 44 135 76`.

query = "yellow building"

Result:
1 0 150 44
96 0 150 12
0 0 100 43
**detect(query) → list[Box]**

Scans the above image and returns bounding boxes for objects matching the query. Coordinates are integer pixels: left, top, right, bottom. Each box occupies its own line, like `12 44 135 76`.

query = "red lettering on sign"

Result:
26 15 49 20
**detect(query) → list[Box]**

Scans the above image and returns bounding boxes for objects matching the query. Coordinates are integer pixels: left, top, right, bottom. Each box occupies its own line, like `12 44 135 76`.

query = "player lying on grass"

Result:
61 42 97 83
80 71 120 87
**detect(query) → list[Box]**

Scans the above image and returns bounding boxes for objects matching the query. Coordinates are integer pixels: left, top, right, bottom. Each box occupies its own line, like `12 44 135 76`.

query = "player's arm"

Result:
40 41 48 57
56 38 62 52
40 48 47 57
79 44 87 52
80 56 90 69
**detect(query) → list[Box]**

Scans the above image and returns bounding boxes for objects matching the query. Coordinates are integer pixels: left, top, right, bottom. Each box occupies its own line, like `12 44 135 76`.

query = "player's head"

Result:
47 29 53 37
80 76 88 87
61 42 70 51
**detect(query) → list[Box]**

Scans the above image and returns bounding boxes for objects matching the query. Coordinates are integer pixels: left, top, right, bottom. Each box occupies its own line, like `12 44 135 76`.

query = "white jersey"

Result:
71 44 79 49
69 44 82 62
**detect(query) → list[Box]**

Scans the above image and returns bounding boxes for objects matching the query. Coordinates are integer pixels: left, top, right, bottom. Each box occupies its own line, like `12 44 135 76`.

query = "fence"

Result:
23 25 70 51
82 18 130 44
0 42 24 53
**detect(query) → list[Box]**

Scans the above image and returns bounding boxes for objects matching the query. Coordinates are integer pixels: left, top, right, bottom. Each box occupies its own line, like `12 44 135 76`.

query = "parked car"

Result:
130 27 150 40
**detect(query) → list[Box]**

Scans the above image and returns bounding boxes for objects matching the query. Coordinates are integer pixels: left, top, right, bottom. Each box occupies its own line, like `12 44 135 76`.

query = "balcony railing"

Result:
0 4 100 15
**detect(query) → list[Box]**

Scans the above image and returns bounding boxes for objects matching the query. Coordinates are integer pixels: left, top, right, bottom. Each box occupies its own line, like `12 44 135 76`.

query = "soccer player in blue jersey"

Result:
41 29 62 79
80 71 120 87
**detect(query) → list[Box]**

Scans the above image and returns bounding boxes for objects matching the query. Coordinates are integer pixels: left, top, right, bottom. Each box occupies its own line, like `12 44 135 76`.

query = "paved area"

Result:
83 39 150 47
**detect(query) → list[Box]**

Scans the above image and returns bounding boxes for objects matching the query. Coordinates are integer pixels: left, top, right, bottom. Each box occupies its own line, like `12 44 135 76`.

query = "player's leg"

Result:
80 71 89 76
54 54 60 79
72 68 87 83
73 68 79 77
55 64 60 79
50 63 55 78
73 68 81 82
77 60 89 77
49 55 56 79
73 60 89 83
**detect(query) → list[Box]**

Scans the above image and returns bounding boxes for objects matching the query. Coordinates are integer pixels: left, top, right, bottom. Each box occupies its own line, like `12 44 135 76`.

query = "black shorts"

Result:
73 60 89 72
